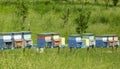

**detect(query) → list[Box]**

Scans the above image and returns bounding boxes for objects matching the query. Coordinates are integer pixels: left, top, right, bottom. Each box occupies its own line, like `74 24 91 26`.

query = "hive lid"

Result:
21 31 31 34
0 32 12 35
96 34 118 37
82 33 94 36
38 32 59 36
69 34 81 37
12 32 22 35
48 32 59 35
104 34 118 37
38 33 52 36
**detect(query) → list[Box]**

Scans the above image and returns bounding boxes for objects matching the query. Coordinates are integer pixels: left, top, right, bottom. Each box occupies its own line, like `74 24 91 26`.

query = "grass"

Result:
0 1 120 68
0 47 120 69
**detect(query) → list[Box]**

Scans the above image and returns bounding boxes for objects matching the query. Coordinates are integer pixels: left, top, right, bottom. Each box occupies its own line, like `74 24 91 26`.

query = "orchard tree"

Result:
16 0 28 31
113 0 119 6
104 0 110 9
61 8 70 28
75 8 91 34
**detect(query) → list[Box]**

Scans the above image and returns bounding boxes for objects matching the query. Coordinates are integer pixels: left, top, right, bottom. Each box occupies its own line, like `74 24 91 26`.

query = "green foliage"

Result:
15 0 28 30
75 8 91 34
61 8 70 27
113 0 119 6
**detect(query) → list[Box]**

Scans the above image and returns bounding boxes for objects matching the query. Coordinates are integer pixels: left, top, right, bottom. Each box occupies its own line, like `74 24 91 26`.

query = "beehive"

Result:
2 32 13 49
60 37 65 46
21 31 33 48
68 34 82 48
0 33 4 49
96 34 119 47
50 33 61 47
95 36 108 47
13 32 24 47
37 33 52 48
82 33 95 47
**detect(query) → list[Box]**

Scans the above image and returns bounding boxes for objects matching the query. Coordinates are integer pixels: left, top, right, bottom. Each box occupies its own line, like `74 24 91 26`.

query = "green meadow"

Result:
0 47 120 69
0 0 120 69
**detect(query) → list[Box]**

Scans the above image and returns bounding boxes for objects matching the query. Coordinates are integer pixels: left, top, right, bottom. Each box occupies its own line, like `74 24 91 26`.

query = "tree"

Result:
113 0 119 6
75 8 91 34
104 0 110 9
61 8 70 28
16 0 28 31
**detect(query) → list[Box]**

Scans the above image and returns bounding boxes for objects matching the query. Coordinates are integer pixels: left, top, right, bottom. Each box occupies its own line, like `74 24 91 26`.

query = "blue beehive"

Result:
0 33 4 50
96 35 109 48
37 33 52 48
1 32 14 49
21 31 33 48
68 34 82 48
96 34 119 48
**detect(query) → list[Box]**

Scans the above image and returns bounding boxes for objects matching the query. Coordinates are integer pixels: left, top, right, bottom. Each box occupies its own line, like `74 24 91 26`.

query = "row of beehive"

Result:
68 33 119 48
68 33 95 48
0 31 33 50
37 32 65 48
96 34 119 47
37 33 119 49
0 31 119 50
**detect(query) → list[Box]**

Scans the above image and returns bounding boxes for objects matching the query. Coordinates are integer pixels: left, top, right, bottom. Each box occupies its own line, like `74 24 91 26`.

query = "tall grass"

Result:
0 47 120 69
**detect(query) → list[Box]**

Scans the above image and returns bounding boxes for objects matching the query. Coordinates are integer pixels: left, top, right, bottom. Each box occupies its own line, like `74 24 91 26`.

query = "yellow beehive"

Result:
53 35 60 40
86 39 90 47
60 37 65 45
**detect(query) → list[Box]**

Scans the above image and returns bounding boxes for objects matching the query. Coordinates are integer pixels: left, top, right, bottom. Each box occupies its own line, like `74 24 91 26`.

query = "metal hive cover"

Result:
38 32 59 36
21 31 31 34
12 32 22 35
69 34 81 37
38 33 52 36
82 33 94 36
0 32 12 35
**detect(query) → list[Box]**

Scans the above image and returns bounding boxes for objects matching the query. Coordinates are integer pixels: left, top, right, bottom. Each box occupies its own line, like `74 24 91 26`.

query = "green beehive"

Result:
82 33 94 47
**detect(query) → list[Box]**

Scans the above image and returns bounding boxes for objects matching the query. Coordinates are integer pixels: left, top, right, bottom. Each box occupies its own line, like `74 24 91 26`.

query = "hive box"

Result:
68 34 82 48
0 32 14 49
82 33 95 47
21 31 33 48
13 32 24 48
37 32 62 48
37 33 52 48
95 34 119 48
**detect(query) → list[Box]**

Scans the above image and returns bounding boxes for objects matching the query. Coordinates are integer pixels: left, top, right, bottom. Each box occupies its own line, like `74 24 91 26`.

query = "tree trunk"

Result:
21 15 26 30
